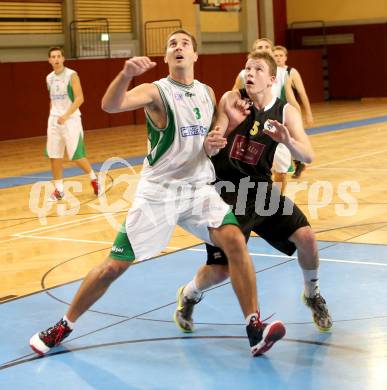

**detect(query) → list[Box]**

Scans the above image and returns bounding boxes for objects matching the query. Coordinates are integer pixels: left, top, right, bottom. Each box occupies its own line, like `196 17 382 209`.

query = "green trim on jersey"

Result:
110 224 136 261
67 81 74 102
146 86 176 166
279 68 289 102
71 134 87 160
280 85 287 102
221 210 239 227
44 147 49 158
167 76 194 90
203 83 215 113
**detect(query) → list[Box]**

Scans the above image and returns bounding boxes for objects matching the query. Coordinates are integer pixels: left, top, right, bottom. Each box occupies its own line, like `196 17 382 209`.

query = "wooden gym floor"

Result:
0 99 386 301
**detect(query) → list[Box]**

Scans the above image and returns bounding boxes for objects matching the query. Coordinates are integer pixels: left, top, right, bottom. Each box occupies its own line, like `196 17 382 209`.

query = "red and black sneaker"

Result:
90 179 100 196
246 315 286 357
29 319 72 355
48 189 64 202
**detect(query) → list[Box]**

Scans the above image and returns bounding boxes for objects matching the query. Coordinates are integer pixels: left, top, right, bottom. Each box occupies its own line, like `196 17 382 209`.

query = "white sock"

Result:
303 269 320 298
89 170 97 180
54 180 64 192
63 315 75 330
245 312 260 325
184 279 202 300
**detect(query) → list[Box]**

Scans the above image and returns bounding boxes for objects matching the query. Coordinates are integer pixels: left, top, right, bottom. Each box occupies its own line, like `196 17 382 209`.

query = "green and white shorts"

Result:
110 179 238 262
46 115 86 160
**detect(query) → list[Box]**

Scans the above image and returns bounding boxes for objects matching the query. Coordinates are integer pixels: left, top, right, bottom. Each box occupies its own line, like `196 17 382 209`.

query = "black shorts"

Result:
206 182 310 265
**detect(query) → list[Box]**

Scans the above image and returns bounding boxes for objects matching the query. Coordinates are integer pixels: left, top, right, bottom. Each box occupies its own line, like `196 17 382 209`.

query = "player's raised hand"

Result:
234 98 251 116
122 57 157 78
263 119 292 144
225 96 250 131
204 126 227 156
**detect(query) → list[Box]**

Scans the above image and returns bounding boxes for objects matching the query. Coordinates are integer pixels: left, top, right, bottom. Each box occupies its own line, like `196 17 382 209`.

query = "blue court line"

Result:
1 115 386 189
306 115 387 135
0 156 145 189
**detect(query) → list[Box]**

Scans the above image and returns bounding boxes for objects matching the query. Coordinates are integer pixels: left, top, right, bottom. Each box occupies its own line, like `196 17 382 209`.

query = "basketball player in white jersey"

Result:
232 38 300 194
46 47 99 200
273 45 314 179
30 31 285 358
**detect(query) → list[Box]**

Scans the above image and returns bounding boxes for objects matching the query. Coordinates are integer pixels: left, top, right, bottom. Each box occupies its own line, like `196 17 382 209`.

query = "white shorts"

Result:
46 115 86 160
110 179 237 261
272 143 292 173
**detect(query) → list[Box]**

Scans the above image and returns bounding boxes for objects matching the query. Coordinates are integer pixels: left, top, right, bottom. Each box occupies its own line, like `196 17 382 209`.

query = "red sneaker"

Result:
90 179 100 196
246 315 286 356
48 189 64 202
29 319 73 355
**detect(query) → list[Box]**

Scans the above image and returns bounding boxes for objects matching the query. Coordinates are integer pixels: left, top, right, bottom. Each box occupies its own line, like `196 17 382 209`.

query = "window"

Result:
74 0 133 33
0 0 63 34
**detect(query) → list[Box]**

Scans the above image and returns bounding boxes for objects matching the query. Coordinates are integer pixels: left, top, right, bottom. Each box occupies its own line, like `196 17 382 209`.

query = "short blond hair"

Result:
252 38 274 52
273 45 288 55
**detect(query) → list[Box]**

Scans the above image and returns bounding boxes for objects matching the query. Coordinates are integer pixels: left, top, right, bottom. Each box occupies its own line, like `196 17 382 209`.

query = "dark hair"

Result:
48 47 64 57
165 29 197 52
248 51 277 77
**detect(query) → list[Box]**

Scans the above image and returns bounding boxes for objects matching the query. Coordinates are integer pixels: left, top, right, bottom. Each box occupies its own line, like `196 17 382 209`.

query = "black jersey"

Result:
212 93 287 184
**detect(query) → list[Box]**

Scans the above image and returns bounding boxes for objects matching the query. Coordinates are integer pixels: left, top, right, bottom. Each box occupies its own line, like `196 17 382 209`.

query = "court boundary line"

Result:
13 213 112 236
0 242 203 305
0 335 368 371
8 232 387 267
0 213 111 245
312 148 387 168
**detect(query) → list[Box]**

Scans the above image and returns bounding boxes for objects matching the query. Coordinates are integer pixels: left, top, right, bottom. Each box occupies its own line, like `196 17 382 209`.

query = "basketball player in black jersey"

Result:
174 51 332 336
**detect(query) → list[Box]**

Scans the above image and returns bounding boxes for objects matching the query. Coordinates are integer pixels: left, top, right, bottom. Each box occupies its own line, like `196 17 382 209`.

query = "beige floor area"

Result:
1 99 386 300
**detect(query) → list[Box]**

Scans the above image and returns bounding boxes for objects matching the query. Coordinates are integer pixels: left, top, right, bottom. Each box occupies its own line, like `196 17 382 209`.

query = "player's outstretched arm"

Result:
102 56 157 113
264 104 314 163
204 125 227 156
285 77 301 112
290 69 314 127
204 90 250 156
204 87 227 156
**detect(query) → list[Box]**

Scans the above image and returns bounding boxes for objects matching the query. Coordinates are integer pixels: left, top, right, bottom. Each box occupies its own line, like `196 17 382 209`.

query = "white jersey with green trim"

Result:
140 77 216 185
46 67 81 117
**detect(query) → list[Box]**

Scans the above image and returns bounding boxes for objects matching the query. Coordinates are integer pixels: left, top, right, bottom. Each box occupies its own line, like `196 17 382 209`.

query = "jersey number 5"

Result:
250 120 260 136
